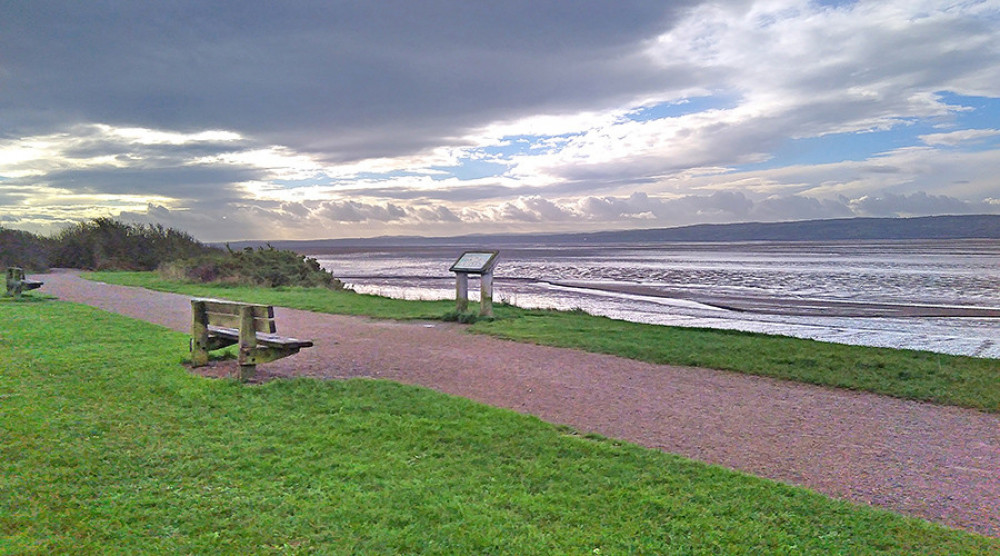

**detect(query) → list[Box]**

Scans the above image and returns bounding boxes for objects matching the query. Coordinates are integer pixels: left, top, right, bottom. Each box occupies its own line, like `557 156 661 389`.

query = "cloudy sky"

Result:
2 0 999 241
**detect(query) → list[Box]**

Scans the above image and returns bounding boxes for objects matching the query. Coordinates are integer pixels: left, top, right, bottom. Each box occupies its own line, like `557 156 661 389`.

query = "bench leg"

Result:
238 305 257 382
6 268 23 298
190 300 210 367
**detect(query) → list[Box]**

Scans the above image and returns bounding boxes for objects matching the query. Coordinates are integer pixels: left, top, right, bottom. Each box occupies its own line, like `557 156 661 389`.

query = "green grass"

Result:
2 300 997 553
85 271 1000 413
87 270 458 320
470 310 1000 413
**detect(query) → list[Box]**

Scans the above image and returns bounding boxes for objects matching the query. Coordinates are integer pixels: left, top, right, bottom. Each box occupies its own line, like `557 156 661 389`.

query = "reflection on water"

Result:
315 240 1000 358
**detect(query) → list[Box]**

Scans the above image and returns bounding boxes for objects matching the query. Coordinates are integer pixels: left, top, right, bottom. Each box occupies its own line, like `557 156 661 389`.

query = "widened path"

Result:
36 270 1000 538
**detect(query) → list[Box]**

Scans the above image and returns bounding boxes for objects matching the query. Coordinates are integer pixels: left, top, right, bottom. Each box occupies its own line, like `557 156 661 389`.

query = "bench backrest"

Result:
7 267 25 282
192 298 277 333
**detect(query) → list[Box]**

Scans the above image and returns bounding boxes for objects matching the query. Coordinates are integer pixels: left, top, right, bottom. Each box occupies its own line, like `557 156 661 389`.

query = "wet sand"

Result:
551 280 1000 318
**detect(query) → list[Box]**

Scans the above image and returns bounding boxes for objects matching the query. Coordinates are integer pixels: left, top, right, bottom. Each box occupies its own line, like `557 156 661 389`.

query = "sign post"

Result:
449 251 500 317
455 272 469 312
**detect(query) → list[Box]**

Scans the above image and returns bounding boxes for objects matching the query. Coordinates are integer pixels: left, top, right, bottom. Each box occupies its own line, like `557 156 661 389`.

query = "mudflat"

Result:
552 279 1000 317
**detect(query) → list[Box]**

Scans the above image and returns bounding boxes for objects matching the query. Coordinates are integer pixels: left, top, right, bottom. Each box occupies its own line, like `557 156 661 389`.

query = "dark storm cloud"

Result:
0 185 36 203
0 1 700 160
57 140 249 164
14 166 259 200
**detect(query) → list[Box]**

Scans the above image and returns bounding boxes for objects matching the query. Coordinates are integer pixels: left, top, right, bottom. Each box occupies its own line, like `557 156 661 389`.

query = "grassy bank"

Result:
2 299 997 553
85 271 1000 413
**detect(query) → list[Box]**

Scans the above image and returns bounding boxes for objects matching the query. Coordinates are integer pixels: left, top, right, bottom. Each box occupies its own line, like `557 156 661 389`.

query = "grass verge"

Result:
470 310 1000 413
85 271 1000 413
2 300 997 553
86 270 456 319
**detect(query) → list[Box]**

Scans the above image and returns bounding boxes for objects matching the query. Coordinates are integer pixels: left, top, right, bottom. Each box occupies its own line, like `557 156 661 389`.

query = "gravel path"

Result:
35 270 1000 538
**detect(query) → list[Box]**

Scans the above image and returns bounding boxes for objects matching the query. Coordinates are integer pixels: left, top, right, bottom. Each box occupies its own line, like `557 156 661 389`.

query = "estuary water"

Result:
314 240 1000 358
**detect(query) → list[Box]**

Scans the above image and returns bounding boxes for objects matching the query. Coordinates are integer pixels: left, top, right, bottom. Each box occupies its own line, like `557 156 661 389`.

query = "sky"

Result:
1 0 999 241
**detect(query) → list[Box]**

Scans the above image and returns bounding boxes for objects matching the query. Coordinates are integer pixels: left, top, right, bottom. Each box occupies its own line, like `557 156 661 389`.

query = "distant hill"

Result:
573 214 1000 243
226 214 1000 251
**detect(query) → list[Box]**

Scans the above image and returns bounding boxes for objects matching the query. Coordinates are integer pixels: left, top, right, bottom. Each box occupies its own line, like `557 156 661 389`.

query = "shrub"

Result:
49 218 218 270
0 226 53 271
160 246 344 289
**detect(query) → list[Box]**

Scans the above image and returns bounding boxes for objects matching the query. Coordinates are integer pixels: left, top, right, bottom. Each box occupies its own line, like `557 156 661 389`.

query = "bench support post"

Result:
190 299 210 367
5 268 22 298
238 305 258 381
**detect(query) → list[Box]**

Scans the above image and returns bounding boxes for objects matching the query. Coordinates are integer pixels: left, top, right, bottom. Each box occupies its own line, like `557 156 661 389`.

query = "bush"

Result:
2 219 343 290
49 218 217 270
0 227 53 271
160 246 343 289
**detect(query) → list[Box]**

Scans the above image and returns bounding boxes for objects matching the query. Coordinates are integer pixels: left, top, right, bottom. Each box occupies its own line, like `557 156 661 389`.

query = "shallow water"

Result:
314 240 1000 358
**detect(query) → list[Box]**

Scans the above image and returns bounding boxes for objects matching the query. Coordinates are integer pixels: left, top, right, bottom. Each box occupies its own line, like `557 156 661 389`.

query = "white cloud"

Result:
315 200 408 223
466 0 1000 202
848 191 977 216
102 126 242 145
919 128 1000 146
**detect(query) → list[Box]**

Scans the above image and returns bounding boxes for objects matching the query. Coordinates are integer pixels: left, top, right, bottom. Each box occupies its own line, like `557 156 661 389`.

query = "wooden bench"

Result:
190 298 313 381
5 267 43 298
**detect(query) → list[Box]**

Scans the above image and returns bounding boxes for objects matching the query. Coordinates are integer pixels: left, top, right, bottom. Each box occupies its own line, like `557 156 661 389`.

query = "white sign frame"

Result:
449 251 499 274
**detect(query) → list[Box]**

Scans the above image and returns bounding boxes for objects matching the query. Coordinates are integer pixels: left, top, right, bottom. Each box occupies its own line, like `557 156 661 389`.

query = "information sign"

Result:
449 250 500 317
450 251 499 274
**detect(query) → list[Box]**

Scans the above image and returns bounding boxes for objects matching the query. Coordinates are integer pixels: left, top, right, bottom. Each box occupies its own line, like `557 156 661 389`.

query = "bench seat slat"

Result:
207 325 314 349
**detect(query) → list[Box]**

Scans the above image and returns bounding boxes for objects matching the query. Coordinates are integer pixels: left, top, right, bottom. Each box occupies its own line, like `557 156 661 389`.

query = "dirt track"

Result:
35 270 1000 538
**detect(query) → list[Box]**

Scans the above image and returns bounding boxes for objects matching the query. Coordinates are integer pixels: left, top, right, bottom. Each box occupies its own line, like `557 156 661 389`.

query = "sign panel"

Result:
450 250 499 274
